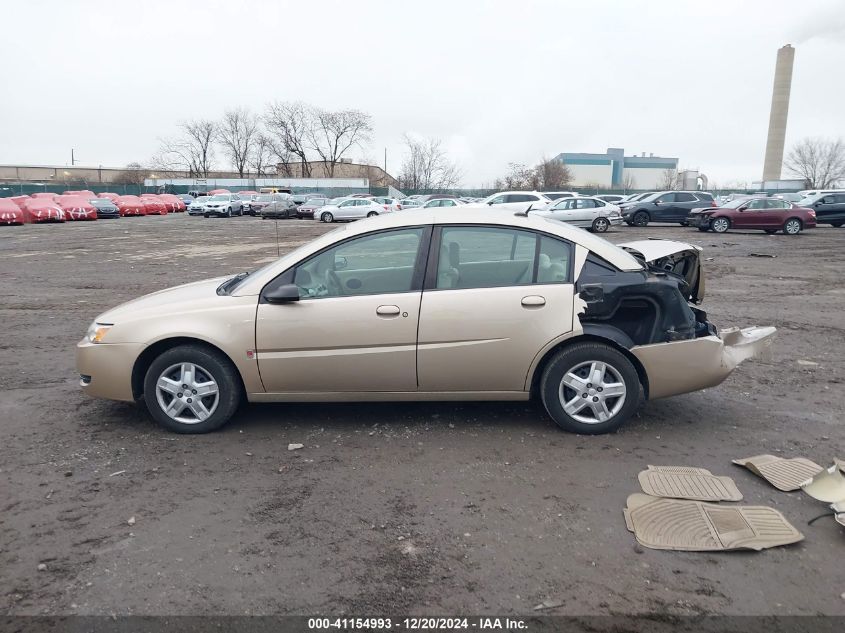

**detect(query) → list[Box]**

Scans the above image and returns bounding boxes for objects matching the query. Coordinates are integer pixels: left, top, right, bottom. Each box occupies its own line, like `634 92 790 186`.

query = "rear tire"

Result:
632 211 649 227
367 211 378 218
321 211 334 223
540 342 640 435
783 218 802 235
227 208 232 218
143 344 241 434
591 217 610 233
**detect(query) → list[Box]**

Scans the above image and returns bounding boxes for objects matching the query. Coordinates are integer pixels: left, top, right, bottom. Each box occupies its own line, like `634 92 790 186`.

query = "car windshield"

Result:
255 195 272 202
798 195 820 206
722 198 760 209
89 199 110 206
209 195 228 201
193 196 209 203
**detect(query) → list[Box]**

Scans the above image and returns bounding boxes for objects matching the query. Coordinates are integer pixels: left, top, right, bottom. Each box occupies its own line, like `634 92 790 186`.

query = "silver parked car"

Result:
318 198 389 223
203 194 243 218
187 196 211 216
534 196 623 232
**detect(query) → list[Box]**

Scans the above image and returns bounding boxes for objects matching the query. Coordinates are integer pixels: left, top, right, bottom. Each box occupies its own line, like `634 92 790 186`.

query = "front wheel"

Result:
783 218 802 235
367 211 378 218
540 342 640 434
591 217 609 233
710 217 730 233
143 344 241 434
632 211 649 227
227 208 232 218
321 211 334 223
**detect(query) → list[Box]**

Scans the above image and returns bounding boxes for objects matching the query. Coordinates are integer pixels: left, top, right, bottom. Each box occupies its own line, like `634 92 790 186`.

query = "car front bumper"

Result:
688 214 711 227
297 209 316 218
631 325 776 400
204 207 230 216
77 339 145 402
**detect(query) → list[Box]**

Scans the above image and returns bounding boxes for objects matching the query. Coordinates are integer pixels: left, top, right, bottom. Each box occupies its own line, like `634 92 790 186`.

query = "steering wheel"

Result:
326 269 344 296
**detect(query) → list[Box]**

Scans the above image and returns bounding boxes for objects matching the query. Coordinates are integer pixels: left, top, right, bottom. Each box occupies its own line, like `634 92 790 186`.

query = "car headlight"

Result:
87 322 112 343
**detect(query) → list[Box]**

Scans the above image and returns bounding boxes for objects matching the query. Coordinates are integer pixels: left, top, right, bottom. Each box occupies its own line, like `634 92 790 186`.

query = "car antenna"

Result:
514 203 533 218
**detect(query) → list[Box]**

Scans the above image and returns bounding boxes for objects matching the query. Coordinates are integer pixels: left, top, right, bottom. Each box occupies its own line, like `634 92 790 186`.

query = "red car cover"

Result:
55 195 98 221
21 198 65 222
158 193 186 212
208 188 230 195
31 192 59 200
97 192 120 202
141 198 168 215
10 195 30 209
115 195 147 216
0 198 30 224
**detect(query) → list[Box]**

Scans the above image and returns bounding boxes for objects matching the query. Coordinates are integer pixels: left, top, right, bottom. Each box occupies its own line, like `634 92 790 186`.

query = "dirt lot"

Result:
0 213 843 618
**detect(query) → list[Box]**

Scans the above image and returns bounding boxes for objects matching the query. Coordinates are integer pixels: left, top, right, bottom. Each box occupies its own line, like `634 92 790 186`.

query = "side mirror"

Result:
738 206 747 211
265 283 300 303
334 256 348 270
487 201 494 205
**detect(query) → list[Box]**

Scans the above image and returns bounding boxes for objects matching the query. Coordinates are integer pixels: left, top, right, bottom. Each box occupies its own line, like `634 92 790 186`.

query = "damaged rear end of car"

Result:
575 238 775 402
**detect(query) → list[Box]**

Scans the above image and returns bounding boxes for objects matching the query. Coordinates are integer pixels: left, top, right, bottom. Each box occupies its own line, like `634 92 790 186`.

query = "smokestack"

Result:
762 44 795 181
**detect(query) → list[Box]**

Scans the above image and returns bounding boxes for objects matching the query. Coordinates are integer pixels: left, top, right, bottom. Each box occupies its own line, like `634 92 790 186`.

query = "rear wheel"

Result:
591 217 609 233
321 211 334 223
783 218 802 235
227 208 232 218
830 222 842 228
540 342 640 434
143 344 241 434
367 211 378 218
632 211 650 227
711 217 730 233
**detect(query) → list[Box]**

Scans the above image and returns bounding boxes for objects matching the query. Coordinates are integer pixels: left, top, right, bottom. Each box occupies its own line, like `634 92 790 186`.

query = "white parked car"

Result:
534 196 622 233
542 191 580 201
370 196 403 212
422 198 465 208
187 196 211 216
318 197 389 223
203 194 244 218
399 198 423 209
480 191 552 212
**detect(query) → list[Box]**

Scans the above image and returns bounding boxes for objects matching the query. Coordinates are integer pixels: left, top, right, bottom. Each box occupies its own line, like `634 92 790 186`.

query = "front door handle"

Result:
376 305 401 317
521 295 546 307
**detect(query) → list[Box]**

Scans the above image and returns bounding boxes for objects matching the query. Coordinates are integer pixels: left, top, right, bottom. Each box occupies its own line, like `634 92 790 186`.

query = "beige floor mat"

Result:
623 493 803 551
800 465 845 503
732 454 822 492
637 465 742 501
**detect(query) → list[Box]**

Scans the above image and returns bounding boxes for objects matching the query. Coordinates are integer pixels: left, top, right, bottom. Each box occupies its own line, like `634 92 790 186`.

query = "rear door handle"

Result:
376 305 401 317
521 295 546 307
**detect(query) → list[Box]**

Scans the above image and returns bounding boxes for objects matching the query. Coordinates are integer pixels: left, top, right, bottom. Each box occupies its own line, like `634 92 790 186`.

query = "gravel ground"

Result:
0 213 843 617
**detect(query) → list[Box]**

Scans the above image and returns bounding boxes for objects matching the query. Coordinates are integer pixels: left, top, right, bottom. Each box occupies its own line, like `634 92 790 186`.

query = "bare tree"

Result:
622 171 636 192
250 134 275 176
494 158 572 191
152 119 217 177
264 101 314 177
659 168 680 190
308 108 373 177
113 161 147 186
398 135 462 190
784 137 845 188
217 107 260 178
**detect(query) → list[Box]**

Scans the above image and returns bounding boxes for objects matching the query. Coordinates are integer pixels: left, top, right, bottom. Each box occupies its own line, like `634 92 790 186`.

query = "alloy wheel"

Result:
593 217 609 232
155 362 220 424
784 219 801 235
711 217 729 233
558 360 626 424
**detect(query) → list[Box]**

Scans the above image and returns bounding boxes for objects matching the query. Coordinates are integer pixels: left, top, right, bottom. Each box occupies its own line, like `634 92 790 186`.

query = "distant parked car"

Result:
481 191 552 212
178 194 195 207
249 193 291 216
260 196 299 219
542 191 580 201
141 198 168 216
622 191 716 226
688 197 816 235
239 192 259 214
208 189 230 195
772 192 803 203
89 198 121 219
97 192 121 203
56 195 98 221
204 194 243 218
0 198 29 224
799 192 845 227
617 192 657 209
158 193 186 212
370 196 402 211
422 198 465 208
21 198 65 222
400 198 422 208
595 194 626 204
534 196 622 232
115 195 147 217
291 194 310 206
296 197 329 219
318 198 387 223
187 196 210 216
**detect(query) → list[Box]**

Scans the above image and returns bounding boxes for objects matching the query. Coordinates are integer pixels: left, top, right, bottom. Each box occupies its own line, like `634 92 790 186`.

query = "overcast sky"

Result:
2 0 844 187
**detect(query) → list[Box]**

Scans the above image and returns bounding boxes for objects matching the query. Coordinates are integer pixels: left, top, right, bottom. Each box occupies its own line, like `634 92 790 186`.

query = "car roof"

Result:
234 207 643 296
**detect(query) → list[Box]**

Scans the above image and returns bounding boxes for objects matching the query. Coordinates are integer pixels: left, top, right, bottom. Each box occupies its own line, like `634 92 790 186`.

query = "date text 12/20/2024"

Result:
308 617 528 630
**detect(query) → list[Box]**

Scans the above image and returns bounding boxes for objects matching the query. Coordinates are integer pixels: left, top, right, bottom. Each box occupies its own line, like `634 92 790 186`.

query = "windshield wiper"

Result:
217 271 251 296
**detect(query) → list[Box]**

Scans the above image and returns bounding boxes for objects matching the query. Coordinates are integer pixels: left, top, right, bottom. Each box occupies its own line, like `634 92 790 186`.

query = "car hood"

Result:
619 240 704 303
96 276 230 323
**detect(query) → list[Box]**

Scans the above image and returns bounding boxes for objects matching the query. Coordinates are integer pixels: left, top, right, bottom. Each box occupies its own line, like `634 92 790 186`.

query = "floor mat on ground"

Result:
732 454 823 492
637 465 742 501
623 493 804 551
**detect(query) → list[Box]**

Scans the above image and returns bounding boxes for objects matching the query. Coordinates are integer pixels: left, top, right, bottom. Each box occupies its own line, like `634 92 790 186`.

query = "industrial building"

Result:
553 148 679 190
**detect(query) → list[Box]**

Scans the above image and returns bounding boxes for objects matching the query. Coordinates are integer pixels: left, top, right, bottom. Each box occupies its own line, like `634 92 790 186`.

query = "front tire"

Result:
711 217 730 233
366 211 378 218
783 218 802 235
321 211 334 223
540 342 640 434
143 344 241 434
831 222 843 228
632 211 650 227
591 217 609 233
227 208 232 218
